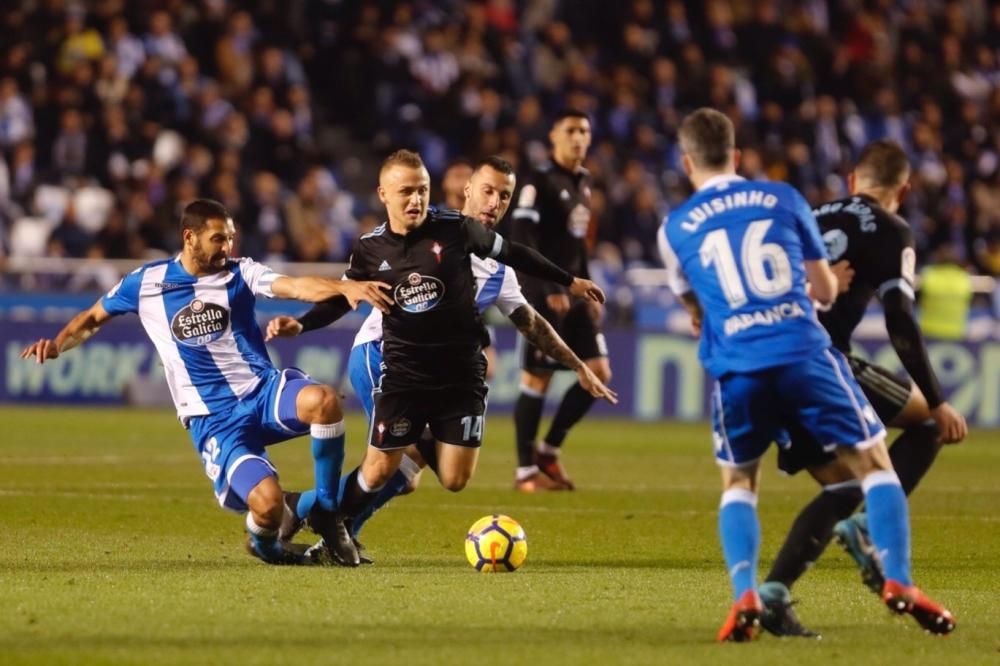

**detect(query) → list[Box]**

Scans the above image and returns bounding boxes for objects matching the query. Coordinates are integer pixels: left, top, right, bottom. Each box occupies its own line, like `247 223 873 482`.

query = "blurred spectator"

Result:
439 159 474 209
0 0 997 318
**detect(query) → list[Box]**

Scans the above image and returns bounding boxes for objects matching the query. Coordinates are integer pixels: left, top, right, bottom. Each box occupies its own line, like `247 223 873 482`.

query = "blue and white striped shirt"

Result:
102 256 282 418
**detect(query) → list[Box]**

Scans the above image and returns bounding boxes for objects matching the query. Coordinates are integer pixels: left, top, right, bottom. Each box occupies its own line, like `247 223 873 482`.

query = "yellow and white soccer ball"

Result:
464 514 528 573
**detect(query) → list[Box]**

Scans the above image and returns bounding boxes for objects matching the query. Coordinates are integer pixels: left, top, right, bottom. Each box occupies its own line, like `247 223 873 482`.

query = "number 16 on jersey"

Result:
699 219 793 307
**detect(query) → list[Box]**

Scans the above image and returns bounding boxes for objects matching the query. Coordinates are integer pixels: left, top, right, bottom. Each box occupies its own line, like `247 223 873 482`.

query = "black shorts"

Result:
369 383 489 450
777 355 913 475
519 299 607 372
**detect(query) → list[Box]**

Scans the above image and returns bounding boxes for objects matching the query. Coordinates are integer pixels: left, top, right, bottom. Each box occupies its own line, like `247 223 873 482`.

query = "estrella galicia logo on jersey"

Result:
389 418 411 437
394 273 445 313
170 298 229 347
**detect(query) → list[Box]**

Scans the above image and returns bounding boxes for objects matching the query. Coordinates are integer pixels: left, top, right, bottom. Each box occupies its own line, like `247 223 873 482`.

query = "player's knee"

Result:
594 364 612 384
247 480 284 529
439 471 470 492
298 384 342 423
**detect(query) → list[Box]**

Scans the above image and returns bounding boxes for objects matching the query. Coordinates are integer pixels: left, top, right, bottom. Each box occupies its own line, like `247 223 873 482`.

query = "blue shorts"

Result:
186 368 318 512
347 341 383 423
711 348 885 468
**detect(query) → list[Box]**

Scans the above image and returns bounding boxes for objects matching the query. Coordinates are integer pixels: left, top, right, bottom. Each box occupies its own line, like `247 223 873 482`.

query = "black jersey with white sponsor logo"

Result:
814 194 916 351
345 207 502 389
510 161 592 300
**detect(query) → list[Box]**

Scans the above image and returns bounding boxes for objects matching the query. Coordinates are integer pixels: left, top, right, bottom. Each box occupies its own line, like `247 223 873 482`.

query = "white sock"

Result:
245 512 278 537
537 441 560 456
516 465 540 481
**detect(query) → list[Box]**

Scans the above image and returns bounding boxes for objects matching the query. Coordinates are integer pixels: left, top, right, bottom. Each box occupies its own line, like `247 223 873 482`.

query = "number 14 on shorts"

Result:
461 415 484 441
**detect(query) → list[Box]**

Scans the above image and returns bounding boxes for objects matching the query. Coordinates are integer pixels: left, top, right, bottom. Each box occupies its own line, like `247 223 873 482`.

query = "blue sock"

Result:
863 470 912 586
296 475 350 520
719 489 760 601
311 422 346 511
296 490 316 520
246 514 283 561
352 471 409 537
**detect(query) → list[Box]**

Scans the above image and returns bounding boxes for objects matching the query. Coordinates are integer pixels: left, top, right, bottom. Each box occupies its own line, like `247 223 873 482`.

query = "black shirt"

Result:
511 161 592 301
345 207 509 391
816 194 915 350
815 194 943 407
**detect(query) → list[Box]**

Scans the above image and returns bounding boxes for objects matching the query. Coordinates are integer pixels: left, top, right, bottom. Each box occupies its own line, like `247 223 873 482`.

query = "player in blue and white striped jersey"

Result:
266 157 616 552
21 199 393 567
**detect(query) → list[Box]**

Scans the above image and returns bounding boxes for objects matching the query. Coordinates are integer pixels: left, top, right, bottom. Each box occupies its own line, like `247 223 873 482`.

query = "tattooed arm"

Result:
507 304 617 403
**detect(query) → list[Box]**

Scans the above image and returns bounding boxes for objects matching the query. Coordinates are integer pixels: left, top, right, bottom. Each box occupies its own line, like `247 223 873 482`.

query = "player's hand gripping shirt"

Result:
658 175 831 377
102 256 282 418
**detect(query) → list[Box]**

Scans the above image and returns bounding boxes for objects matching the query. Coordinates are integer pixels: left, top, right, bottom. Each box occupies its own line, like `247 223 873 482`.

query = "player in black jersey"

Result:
281 150 605 565
509 109 611 492
759 140 968 637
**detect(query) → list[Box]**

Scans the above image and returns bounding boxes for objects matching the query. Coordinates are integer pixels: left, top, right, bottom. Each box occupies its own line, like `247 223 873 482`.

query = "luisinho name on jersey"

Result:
658 175 831 378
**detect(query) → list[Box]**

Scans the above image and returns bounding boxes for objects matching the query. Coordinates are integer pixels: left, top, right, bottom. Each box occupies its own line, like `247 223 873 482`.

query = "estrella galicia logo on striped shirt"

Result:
393 273 445 313
170 298 230 347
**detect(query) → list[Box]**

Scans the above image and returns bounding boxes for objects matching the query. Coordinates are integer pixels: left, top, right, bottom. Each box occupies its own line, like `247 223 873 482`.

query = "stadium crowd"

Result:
2 0 1000 280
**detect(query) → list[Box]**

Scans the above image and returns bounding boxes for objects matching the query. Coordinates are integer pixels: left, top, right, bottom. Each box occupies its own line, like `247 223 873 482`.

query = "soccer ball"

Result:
464 514 528 573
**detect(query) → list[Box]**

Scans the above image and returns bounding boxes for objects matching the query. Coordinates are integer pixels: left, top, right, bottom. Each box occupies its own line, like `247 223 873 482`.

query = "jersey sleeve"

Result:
657 220 691 296
493 265 528 317
100 267 143 315
462 215 504 259
343 247 372 280
875 224 917 302
789 188 827 260
238 258 285 298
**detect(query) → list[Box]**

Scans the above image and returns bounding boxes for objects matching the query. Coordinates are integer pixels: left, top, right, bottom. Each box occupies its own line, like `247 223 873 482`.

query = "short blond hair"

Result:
380 149 425 178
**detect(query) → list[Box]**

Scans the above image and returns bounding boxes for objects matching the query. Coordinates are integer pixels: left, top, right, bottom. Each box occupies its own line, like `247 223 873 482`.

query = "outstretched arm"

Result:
265 276 392 340
882 288 966 443
270 276 392 310
266 297 356 340
20 300 113 363
507 304 617 403
464 217 605 303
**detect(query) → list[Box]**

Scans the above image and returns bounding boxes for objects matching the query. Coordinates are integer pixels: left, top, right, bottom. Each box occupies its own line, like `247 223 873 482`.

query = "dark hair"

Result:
855 139 910 189
380 149 425 177
180 198 230 234
474 155 515 176
552 108 591 126
678 108 735 169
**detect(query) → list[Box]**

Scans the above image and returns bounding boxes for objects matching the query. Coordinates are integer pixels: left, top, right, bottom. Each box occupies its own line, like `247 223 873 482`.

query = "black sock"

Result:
338 467 381 519
889 424 942 496
765 486 863 588
416 435 439 475
514 392 544 467
543 382 597 447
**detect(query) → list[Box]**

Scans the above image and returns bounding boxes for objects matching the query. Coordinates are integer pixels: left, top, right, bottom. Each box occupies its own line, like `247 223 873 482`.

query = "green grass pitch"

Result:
1 405 998 665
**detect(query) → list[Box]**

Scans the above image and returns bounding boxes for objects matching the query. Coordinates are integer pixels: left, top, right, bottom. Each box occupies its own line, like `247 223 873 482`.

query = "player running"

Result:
20 199 393 566
659 109 955 642
758 140 967 637
267 149 607 566
266 156 617 556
